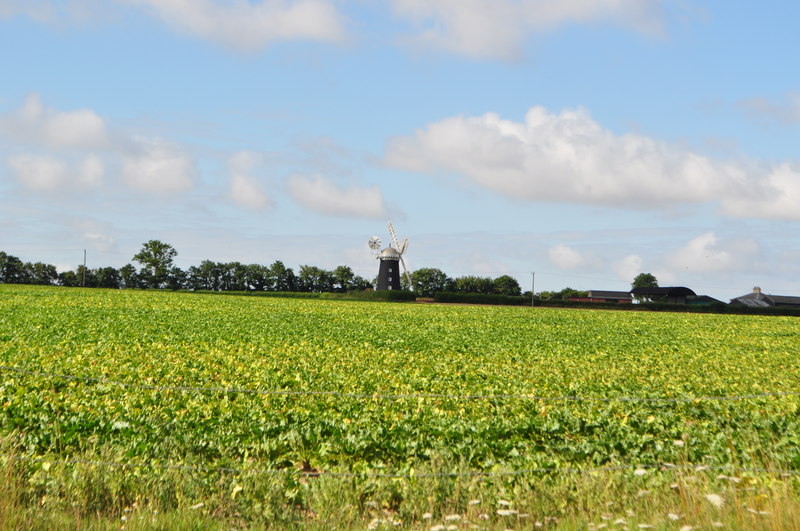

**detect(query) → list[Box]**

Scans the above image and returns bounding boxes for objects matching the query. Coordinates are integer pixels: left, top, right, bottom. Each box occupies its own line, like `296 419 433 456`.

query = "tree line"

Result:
0 240 524 296
0 241 660 300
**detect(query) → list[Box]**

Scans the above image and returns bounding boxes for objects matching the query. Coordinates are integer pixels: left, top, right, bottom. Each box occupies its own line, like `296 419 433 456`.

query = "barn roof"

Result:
731 291 800 307
630 286 696 297
588 290 632 299
768 294 800 306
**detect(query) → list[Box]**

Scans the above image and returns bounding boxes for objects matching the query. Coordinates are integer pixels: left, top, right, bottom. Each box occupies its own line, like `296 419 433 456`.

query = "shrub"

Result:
433 292 529 306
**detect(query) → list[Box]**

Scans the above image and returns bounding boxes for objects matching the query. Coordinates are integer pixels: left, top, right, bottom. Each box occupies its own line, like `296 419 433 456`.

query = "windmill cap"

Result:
379 247 400 260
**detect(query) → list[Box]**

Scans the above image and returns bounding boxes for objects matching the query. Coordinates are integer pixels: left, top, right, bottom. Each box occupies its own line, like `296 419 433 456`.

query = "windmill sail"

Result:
387 221 413 291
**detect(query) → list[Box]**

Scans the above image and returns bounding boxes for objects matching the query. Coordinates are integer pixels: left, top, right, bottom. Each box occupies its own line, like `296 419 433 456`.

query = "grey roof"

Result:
730 292 771 307
588 290 632 299
768 294 800 306
685 295 726 306
734 297 771 308
630 286 697 297
731 291 800 307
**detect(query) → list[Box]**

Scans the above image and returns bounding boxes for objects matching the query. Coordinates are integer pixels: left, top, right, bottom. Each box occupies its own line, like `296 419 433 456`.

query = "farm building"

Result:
729 287 800 308
571 290 633 303
686 295 726 306
630 286 696 304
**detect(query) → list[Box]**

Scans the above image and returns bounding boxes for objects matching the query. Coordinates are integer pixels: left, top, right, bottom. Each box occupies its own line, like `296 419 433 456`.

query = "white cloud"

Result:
0 0 109 24
665 232 759 273
84 232 116 252
548 243 587 269
614 254 674 288
614 254 643 283
121 0 347 50
3 0 665 61
665 232 732 272
1 94 200 197
78 154 105 187
386 106 800 220
54 263 75 274
121 137 194 195
391 0 665 60
228 151 271 210
6 152 105 191
7 154 68 191
720 163 800 220
738 92 800 124
73 218 118 252
0 1 59 23
1 93 109 149
287 175 389 219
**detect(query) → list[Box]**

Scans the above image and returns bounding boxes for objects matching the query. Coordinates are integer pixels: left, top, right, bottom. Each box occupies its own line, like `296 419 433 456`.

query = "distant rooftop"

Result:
730 287 800 307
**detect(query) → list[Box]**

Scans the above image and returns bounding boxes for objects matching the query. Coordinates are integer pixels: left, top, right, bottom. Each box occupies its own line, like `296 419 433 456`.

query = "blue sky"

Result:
1 0 799 300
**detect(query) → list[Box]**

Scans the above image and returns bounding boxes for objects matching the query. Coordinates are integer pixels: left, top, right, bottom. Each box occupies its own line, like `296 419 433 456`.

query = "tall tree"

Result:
0 252 25 284
133 240 177 289
58 270 80 287
410 268 453 297
246 264 272 291
227 262 248 291
166 267 187 291
552 287 587 300
632 272 658 289
0 252 7 283
331 265 356 292
119 264 138 289
191 260 222 291
454 275 494 294
76 265 98 288
269 261 296 292
298 265 332 293
30 262 58 285
95 267 121 289
350 275 373 291
492 275 522 296
631 272 660 302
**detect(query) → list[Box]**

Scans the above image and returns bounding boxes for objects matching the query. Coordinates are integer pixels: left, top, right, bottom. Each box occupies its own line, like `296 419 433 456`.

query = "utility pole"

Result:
531 272 535 307
82 249 86 287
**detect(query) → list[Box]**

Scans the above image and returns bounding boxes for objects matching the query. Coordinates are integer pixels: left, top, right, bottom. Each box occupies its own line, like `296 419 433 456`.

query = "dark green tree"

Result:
30 262 58 285
133 240 177 289
269 261 296 291
190 260 222 291
332 265 356 292
220 262 248 291
554 287 587 300
58 270 80 287
246 264 272 291
76 265 98 287
350 275 373 291
0 252 8 283
166 267 187 291
0 252 25 283
632 272 658 289
185 265 203 291
492 275 522 296
95 267 121 289
454 275 494 294
539 287 588 300
410 268 453 297
298 265 332 293
631 272 659 302
119 264 138 289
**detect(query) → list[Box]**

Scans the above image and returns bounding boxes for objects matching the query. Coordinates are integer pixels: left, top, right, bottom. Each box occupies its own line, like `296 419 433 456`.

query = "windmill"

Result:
368 221 413 291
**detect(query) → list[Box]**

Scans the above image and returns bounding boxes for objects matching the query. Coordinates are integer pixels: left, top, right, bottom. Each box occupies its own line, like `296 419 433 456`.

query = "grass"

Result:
2 452 799 529
1 284 799 528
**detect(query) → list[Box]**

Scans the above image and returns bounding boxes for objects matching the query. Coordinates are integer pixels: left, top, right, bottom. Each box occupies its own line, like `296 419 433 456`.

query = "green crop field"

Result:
1 284 799 529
